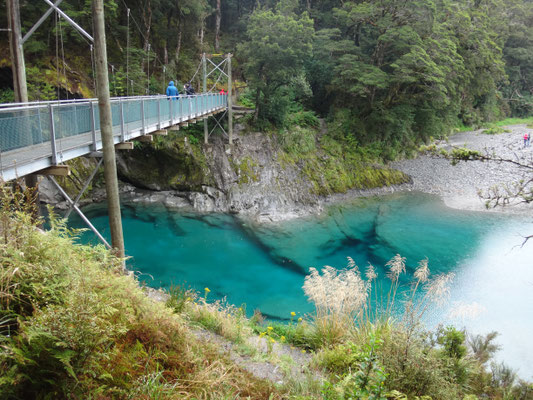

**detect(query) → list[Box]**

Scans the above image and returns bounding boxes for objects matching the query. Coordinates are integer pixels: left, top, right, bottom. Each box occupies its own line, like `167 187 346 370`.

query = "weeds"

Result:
0 185 529 399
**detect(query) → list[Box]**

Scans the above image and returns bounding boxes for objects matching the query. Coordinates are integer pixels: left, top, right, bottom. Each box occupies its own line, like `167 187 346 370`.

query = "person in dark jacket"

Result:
184 83 195 96
166 81 179 100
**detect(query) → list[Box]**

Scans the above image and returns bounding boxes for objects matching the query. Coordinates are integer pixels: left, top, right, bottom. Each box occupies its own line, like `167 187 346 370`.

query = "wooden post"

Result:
92 0 125 258
7 0 28 103
203 53 208 144
227 53 233 146
7 0 39 219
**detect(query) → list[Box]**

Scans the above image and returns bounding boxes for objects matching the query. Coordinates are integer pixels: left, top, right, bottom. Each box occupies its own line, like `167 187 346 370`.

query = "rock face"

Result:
117 124 323 222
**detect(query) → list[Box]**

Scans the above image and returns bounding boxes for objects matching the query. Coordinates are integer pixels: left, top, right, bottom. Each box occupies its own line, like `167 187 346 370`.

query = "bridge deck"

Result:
0 93 226 181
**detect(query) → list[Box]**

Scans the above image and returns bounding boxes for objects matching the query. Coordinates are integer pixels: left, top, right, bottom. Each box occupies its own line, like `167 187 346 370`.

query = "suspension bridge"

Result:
0 93 228 182
3 0 237 256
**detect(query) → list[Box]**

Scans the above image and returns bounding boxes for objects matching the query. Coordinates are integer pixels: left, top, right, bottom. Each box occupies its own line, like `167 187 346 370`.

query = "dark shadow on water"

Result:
231 218 307 275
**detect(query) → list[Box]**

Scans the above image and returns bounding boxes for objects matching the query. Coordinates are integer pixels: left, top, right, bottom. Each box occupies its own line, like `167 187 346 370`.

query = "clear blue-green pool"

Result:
67 192 533 377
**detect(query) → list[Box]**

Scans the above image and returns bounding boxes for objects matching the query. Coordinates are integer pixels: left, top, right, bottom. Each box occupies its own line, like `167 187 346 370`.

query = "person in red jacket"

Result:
524 132 530 148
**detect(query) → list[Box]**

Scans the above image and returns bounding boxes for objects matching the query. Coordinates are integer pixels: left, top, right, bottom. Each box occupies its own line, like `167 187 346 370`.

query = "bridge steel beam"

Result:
64 157 103 219
228 54 233 146
49 176 111 249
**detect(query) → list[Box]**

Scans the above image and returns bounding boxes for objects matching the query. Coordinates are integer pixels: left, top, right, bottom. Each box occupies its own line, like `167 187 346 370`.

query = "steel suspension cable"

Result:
55 11 60 99
126 8 130 96
189 59 203 88
59 13 68 100
146 43 150 94
208 62 227 93
90 44 97 96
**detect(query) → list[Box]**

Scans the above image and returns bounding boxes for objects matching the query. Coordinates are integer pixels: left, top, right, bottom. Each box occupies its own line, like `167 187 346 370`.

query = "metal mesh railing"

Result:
0 93 227 178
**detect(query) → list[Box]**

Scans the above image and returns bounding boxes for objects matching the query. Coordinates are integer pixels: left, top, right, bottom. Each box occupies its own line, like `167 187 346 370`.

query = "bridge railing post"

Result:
141 98 145 134
157 97 161 129
49 104 58 165
90 101 97 151
195 95 199 117
170 97 174 125
119 98 125 142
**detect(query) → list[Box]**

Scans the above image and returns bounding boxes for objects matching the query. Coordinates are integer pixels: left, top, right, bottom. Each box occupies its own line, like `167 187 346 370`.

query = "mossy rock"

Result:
118 136 213 191
55 157 104 199
231 156 259 185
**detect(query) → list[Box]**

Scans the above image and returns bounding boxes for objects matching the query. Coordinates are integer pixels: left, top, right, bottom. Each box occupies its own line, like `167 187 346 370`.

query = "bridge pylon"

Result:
200 53 233 147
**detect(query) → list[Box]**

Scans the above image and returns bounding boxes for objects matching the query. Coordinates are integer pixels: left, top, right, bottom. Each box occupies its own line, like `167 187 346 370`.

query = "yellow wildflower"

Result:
301 349 306 354
270 338 276 343
281 336 286 342
267 326 273 332
204 287 211 293
298 317 303 322
291 311 296 317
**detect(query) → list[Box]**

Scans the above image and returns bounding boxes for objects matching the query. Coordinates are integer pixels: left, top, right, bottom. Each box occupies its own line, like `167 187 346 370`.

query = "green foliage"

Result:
0 186 282 399
286 110 320 128
237 88 256 108
237 1 314 126
278 126 316 155
314 342 363 375
481 124 511 135
0 89 14 104
321 333 387 400
166 284 195 314
438 326 467 360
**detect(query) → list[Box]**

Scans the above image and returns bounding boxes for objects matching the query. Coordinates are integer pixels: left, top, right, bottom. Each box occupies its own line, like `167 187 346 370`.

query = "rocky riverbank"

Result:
391 125 533 214
39 124 532 220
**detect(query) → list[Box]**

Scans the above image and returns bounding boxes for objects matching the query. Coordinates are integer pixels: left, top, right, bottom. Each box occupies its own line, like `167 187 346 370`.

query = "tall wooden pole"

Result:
7 0 40 221
202 53 208 144
227 53 233 146
92 0 125 258
7 0 28 103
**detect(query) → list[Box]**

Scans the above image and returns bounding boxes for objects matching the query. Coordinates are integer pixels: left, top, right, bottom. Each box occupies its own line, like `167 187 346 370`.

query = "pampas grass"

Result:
303 255 454 347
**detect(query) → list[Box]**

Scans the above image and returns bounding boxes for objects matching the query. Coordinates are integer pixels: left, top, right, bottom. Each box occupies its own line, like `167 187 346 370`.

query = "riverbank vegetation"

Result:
1 187 531 399
2 0 533 158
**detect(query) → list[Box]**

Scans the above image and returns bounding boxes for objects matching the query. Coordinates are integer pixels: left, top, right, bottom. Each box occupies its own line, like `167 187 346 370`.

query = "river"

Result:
68 192 533 378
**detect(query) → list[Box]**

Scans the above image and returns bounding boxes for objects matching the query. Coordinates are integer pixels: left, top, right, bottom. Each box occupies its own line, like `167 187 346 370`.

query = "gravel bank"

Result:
391 125 533 214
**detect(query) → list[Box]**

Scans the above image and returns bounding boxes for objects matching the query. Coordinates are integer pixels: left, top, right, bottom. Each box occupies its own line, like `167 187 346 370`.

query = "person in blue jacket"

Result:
166 81 179 100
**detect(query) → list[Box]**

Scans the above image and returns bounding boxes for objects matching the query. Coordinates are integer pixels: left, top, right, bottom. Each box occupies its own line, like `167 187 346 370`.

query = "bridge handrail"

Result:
0 93 227 181
0 93 220 113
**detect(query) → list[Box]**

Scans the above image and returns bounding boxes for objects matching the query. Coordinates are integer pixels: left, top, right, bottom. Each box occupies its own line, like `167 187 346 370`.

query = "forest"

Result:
1 0 532 159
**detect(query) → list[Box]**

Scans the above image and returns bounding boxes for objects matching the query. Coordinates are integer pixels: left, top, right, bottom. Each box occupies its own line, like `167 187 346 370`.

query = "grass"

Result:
1 185 531 399
455 116 533 133
0 186 284 399
491 116 533 127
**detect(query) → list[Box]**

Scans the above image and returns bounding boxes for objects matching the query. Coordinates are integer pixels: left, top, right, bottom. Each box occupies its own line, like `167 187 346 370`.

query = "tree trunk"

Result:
142 0 152 51
199 18 205 46
215 0 221 52
175 21 182 64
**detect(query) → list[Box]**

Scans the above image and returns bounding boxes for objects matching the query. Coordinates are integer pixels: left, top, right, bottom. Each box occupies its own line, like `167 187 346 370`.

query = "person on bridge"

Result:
184 83 195 96
166 81 179 100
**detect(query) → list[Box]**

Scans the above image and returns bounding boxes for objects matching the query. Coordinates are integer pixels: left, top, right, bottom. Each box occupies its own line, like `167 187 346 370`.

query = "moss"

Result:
56 157 104 199
277 129 409 195
119 133 214 191
231 156 259 185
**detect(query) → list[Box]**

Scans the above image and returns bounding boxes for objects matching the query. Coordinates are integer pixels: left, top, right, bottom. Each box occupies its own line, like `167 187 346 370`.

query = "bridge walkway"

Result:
0 93 227 181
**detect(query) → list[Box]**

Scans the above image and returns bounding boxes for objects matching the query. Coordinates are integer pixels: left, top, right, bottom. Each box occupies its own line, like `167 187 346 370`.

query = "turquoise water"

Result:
67 192 533 377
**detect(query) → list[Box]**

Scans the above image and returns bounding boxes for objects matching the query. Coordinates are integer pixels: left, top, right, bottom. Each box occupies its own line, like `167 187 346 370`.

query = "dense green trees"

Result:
237 1 314 126
2 0 532 155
